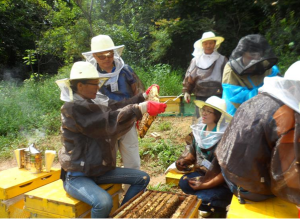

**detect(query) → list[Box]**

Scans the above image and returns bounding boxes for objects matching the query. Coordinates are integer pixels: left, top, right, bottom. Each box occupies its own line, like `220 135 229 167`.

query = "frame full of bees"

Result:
110 190 201 218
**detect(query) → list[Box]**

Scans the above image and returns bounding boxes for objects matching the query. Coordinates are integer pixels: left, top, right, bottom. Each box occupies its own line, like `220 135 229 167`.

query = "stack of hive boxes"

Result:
0 167 61 218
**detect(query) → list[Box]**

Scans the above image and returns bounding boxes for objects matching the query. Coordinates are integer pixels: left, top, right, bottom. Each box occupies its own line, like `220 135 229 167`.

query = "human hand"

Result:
176 159 189 171
188 176 205 190
146 84 160 95
176 156 194 171
184 93 190 103
147 101 167 116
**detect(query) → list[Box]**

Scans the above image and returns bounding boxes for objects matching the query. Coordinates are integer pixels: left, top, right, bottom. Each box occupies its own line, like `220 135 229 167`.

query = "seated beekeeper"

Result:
205 61 300 207
175 96 233 217
55 61 167 218
222 34 279 115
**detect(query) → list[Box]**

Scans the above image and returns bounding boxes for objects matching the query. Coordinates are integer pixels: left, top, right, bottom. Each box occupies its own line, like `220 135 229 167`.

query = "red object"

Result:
136 120 140 129
297 205 300 218
147 101 167 116
145 84 160 95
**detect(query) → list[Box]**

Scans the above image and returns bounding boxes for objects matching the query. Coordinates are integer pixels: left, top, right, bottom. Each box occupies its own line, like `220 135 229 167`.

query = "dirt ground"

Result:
0 116 194 187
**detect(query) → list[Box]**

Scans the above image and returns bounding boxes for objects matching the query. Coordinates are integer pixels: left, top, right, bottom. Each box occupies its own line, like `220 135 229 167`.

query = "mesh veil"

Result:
229 34 278 76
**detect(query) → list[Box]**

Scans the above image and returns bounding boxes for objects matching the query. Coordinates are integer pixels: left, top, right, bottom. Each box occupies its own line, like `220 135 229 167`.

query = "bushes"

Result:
0 65 70 154
134 63 183 96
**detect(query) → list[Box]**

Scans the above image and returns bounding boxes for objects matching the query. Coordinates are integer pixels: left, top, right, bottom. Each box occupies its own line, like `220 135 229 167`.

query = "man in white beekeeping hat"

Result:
56 61 166 218
82 35 145 183
182 31 228 118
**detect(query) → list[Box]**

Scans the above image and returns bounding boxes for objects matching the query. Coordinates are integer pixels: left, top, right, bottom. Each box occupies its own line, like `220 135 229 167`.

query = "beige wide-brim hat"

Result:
56 61 109 86
55 61 109 102
194 96 231 118
193 31 224 51
82 35 125 56
70 61 101 80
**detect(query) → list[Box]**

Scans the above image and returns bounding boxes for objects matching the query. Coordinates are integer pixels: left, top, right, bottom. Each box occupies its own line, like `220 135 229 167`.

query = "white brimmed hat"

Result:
284 61 300 81
193 31 224 51
56 61 108 102
70 61 101 80
194 96 226 112
194 96 232 132
82 35 125 56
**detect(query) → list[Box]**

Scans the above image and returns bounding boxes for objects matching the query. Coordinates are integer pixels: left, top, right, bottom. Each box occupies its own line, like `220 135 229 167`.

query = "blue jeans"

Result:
179 172 232 212
63 167 150 218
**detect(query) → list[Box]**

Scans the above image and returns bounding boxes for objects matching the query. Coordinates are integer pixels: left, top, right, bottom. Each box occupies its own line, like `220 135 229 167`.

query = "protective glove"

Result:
184 93 190 103
147 101 167 116
139 101 167 116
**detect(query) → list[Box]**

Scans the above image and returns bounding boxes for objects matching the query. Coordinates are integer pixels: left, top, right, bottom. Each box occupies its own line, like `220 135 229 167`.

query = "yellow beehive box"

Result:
166 171 184 186
0 167 61 200
159 96 181 115
25 180 122 218
227 195 298 218
0 194 30 218
0 167 60 218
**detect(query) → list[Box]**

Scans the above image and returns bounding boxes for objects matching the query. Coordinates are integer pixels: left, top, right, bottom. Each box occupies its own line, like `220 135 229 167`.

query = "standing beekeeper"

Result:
82 34 145 174
56 61 166 218
182 31 228 117
221 34 279 115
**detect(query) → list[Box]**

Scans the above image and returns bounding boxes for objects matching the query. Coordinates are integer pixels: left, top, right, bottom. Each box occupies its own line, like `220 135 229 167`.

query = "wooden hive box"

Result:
24 179 122 218
110 190 201 218
0 167 60 218
227 195 298 218
165 172 184 186
159 96 181 115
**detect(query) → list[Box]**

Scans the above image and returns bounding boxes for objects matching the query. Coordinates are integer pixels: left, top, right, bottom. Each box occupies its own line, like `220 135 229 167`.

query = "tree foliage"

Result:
1 0 300 79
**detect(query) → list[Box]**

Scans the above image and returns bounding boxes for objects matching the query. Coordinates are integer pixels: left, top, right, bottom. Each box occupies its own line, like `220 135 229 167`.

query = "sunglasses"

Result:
95 52 114 60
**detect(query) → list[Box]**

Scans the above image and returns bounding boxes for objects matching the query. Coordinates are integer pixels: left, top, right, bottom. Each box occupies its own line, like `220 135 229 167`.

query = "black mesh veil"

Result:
229 34 278 76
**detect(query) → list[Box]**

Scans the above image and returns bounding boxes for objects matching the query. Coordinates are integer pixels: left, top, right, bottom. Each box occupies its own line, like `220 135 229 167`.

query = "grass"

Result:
148 182 177 192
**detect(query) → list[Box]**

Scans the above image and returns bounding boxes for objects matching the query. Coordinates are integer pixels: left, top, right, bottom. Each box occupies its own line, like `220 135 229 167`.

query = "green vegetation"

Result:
135 64 184 96
139 138 182 171
158 121 172 132
148 182 177 192
2 0 300 78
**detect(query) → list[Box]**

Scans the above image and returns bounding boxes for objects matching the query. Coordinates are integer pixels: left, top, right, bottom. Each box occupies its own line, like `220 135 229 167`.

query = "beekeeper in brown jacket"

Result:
200 61 300 206
56 61 166 218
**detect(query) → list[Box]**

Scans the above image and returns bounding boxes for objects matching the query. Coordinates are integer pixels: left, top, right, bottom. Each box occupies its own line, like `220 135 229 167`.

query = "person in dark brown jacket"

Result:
196 61 300 207
55 61 166 218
